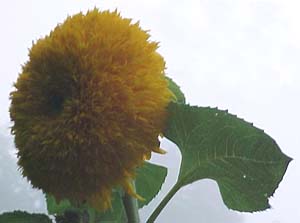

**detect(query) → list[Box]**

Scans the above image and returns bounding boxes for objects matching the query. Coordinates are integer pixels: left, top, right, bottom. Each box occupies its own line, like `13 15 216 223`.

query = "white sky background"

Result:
0 0 300 222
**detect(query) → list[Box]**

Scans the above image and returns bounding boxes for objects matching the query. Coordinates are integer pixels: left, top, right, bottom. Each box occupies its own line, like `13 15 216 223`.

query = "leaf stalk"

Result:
147 183 181 223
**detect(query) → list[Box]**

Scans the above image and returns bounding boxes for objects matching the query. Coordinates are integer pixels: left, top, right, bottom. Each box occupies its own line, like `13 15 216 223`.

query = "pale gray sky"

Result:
1 0 299 222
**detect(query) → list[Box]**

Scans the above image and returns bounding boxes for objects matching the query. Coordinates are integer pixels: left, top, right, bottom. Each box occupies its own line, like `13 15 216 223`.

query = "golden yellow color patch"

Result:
10 9 172 210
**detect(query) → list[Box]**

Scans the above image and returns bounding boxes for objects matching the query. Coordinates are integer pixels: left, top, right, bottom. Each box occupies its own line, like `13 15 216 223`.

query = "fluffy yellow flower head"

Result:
10 9 172 209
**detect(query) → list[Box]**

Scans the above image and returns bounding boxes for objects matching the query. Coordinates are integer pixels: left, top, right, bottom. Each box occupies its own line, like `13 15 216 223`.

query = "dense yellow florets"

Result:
9 9 172 210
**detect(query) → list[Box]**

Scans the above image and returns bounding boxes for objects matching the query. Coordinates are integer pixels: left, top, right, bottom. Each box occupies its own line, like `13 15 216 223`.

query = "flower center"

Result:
46 91 65 115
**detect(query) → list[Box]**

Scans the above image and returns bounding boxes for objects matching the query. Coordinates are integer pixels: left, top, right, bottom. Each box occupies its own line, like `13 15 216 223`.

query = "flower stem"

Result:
81 209 89 223
146 183 181 223
123 181 140 223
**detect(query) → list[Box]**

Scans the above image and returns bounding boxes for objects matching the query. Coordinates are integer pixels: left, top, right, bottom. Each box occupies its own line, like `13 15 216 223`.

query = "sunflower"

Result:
10 9 172 210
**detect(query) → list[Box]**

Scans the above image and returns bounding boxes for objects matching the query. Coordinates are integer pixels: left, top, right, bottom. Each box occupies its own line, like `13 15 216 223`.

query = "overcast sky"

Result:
1 0 299 222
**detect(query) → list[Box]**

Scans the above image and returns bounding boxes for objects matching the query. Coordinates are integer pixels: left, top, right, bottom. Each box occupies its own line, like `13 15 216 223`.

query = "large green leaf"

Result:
166 76 185 104
165 102 291 212
0 211 52 223
135 162 168 208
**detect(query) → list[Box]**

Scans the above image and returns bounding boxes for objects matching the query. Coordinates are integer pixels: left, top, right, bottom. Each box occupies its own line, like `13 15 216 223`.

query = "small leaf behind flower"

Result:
46 194 73 215
94 190 127 223
164 102 291 212
136 162 168 208
46 190 127 223
166 77 185 104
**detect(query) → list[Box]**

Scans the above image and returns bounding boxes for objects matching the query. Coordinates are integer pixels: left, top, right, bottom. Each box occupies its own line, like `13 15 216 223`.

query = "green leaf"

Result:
46 194 73 215
165 102 291 212
46 191 127 223
166 76 186 104
95 190 127 223
0 211 52 223
135 162 168 208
